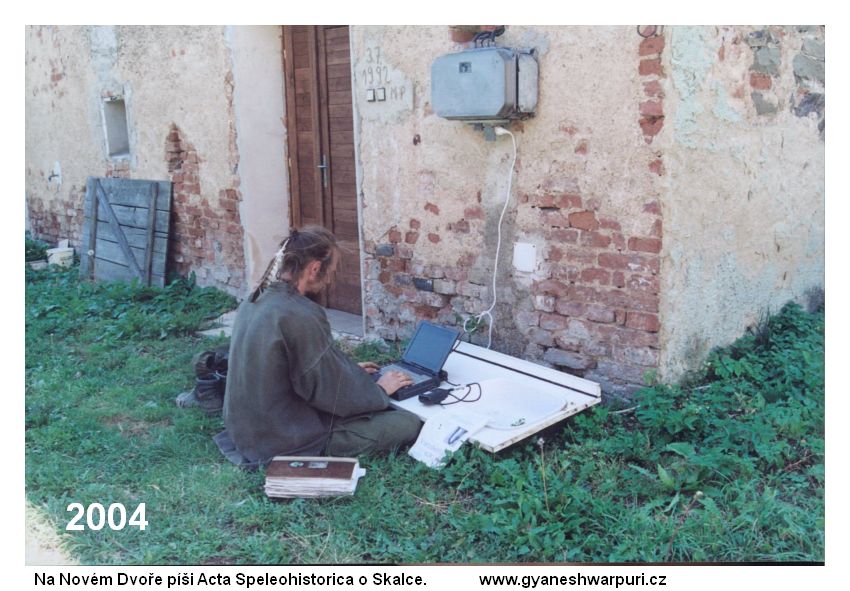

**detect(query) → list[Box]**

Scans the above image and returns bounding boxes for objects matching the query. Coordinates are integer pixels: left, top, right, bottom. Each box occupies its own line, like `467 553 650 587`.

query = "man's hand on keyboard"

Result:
377 370 414 396
358 361 380 374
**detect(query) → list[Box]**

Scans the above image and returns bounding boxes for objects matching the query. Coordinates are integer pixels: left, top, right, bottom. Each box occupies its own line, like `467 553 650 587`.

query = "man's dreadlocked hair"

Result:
249 226 339 302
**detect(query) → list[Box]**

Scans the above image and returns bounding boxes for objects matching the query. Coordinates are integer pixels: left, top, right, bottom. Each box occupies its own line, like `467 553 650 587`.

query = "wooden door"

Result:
80 177 172 287
283 25 361 315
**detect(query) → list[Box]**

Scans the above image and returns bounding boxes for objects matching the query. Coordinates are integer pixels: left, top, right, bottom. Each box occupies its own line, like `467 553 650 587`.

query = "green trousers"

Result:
324 407 422 457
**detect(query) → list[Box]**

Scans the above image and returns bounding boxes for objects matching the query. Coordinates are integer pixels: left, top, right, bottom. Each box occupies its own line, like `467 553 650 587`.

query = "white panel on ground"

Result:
391 341 601 452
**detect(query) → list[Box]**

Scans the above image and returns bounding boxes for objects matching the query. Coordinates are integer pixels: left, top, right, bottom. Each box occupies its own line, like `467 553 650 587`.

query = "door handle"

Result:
317 155 329 189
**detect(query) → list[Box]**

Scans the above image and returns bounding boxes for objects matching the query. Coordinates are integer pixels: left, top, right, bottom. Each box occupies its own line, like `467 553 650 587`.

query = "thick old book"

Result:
264 456 366 499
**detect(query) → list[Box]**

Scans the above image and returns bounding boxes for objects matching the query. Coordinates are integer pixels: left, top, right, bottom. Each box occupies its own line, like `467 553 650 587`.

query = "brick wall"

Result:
27 121 247 294
360 29 666 398
165 123 246 292
26 189 86 247
363 183 663 397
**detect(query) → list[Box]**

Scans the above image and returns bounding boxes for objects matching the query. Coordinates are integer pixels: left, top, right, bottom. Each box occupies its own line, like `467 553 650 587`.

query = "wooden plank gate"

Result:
80 177 172 287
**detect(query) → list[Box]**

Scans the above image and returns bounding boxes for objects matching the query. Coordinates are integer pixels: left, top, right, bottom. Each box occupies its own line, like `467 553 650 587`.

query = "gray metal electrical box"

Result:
431 47 538 123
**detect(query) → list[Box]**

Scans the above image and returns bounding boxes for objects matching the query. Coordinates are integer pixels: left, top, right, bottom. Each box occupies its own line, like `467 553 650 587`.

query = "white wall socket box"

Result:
512 242 537 273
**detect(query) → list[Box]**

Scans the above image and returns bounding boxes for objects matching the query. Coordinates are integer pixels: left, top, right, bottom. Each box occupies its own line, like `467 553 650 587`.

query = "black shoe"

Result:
176 376 224 415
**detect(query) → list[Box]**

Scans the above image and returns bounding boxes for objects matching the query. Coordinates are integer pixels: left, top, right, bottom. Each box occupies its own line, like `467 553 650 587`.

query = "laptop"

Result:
374 321 461 400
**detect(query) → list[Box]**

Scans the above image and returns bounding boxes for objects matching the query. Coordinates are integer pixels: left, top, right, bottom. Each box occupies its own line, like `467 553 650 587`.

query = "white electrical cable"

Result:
464 126 517 348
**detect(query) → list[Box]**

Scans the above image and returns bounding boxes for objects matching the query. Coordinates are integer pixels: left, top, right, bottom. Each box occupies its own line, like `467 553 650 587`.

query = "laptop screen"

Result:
402 322 460 374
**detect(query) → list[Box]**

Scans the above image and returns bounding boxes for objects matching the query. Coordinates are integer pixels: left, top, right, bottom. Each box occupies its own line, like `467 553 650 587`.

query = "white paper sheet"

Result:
408 410 489 469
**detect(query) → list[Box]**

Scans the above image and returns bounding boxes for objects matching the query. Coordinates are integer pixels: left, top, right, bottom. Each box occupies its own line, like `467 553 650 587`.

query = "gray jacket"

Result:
223 282 389 462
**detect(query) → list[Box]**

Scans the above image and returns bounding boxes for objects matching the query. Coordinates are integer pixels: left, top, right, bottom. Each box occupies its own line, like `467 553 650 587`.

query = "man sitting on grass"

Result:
221 225 421 466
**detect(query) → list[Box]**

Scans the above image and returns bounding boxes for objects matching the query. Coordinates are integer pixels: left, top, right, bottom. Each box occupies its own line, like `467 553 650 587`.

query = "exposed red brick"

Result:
643 80 665 98
612 271 626 288
599 252 660 275
553 266 582 283
405 231 419 244
413 304 439 320
612 234 627 251
568 211 599 231
581 268 611 285
424 202 440 215
581 232 612 249
640 116 665 138
640 100 664 118
649 159 665 176
533 295 556 313
464 206 485 219
613 327 659 348
750 72 772 90
555 299 586 317
585 322 617 342
575 141 588 155
533 279 570 298
627 274 660 293
534 194 557 208
457 252 476 267
628 237 662 254
625 312 660 332
586 306 616 324
639 35 665 56
427 233 441 243
381 258 406 272
449 219 470 233
565 251 597 266
650 219 663 238
557 194 582 209
388 229 402 243
444 267 468 281
643 201 662 215
599 218 621 231
409 219 421 230
548 247 564 262
551 228 579 244
542 210 570 227
639 58 663 77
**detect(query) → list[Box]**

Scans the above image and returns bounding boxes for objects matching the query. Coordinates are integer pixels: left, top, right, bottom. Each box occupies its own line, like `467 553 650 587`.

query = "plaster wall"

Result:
225 26 290 289
26 25 104 245
351 26 664 395
25 26 261 292
659 26 825 380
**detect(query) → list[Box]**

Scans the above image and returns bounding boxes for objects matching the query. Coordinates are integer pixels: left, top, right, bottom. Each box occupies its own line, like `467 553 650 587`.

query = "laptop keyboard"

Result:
380 364 430 384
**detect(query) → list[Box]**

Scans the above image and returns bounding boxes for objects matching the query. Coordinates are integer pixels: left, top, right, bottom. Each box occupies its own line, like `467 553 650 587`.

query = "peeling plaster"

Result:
660 26 824 381
671 27 713 98
712 81 742 122
671 27 714 149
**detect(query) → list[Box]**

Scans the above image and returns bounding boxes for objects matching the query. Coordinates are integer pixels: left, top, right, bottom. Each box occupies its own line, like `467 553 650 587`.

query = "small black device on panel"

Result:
418 388 451 405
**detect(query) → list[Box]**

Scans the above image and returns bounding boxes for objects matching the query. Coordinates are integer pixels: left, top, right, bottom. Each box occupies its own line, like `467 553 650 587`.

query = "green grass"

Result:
26 236 50 262
26 265 824 564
